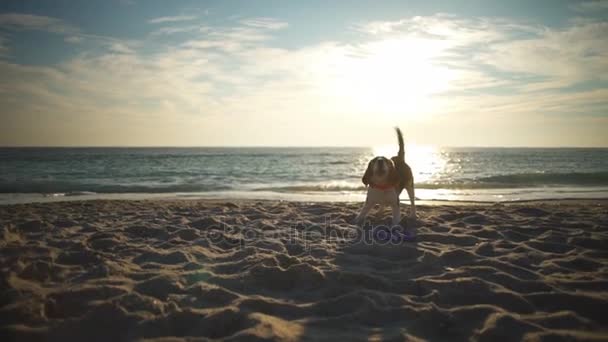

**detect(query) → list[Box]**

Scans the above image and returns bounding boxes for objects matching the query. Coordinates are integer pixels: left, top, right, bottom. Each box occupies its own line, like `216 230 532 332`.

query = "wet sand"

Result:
1 199 607 341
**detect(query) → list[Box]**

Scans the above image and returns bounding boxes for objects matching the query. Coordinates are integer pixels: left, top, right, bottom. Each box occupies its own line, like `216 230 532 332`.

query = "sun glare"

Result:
323 37 456 121
372 144 447 183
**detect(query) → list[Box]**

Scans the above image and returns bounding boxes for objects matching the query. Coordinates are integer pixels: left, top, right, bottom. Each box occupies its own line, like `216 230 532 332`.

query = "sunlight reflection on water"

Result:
372 144 451 183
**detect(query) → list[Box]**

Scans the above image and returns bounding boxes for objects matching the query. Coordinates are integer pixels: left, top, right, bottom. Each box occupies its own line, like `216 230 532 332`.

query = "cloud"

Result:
182 23 278 52
0 13 607 146
147 15 197 24
64 35 83 44
477 21 608 85
0 13 83 57
240 18 288 30
360 14 608 91
355 14 520 42
0 13 78 34
150 24 201 35
0 36 7 56
571 0 608 12
108 42 136 54
0 12 141 54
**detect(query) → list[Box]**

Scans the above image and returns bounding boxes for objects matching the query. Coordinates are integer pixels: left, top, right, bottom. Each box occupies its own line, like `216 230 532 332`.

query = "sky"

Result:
0 0 607 147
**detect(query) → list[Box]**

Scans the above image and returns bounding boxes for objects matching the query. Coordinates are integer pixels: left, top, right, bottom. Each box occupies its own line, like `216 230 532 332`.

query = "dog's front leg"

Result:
375 204 385 220
355 200 374 226
390 202 401 227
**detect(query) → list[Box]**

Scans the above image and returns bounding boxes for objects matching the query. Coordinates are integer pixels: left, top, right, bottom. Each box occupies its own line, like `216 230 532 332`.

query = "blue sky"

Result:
1 0 607 146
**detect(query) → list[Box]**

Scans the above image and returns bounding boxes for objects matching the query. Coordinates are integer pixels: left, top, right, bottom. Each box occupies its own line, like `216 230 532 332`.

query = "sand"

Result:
1 199 607 341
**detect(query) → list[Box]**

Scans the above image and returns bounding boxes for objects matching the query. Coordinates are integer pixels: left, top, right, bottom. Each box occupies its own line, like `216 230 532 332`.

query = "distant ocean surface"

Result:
1 147 607 204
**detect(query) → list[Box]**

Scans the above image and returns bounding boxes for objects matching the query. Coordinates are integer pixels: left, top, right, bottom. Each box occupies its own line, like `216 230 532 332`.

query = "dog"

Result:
354 127 416 226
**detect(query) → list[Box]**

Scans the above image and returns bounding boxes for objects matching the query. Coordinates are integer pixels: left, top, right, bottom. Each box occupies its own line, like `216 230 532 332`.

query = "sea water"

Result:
1 147 607 204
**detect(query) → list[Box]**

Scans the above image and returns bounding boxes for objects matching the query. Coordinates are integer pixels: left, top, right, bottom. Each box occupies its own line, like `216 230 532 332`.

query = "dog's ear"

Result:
362 160 373 186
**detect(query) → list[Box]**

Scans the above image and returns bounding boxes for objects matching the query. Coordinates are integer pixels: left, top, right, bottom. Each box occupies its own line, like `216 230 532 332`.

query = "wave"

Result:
1 171 607 194
474 172 608 186
252 184 366 192
255 172 608 192
415 173 608 190
44 191 98 197
0 181 231 194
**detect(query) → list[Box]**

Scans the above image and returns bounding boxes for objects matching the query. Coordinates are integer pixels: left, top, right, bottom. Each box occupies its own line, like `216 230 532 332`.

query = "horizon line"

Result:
1 145 607 149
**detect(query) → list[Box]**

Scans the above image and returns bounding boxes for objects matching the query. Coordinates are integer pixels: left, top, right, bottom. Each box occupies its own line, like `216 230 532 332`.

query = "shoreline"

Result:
2 190 608 206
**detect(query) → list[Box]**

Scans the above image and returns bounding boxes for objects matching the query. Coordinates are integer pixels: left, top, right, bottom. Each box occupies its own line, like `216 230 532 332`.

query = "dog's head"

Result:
362 156 398 186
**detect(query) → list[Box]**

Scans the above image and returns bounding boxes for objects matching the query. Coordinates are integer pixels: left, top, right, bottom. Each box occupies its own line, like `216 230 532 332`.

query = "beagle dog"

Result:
355 127 416 226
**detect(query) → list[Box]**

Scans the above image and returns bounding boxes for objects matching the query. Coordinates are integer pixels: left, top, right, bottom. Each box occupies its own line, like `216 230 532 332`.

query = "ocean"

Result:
1 147 607 204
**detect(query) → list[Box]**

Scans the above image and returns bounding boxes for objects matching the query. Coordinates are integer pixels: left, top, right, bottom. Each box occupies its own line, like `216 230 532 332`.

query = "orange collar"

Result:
370 183 396 191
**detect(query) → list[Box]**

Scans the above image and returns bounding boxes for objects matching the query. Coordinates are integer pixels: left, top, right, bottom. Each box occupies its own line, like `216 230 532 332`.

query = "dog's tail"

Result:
395 127 404 160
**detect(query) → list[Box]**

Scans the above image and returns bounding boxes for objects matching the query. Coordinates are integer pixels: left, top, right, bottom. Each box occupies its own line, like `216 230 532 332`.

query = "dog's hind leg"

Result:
405 183 416 218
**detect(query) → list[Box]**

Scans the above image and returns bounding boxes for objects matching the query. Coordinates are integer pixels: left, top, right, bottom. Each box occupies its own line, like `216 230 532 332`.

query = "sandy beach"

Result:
1 199 607 341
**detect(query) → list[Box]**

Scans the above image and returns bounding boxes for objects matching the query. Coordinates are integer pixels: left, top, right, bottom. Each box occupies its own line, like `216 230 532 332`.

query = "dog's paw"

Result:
400 214 417 228
404 228 417 240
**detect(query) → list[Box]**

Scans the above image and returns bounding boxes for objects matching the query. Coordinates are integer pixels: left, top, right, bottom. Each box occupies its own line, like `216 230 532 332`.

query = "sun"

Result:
321 36 456 121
